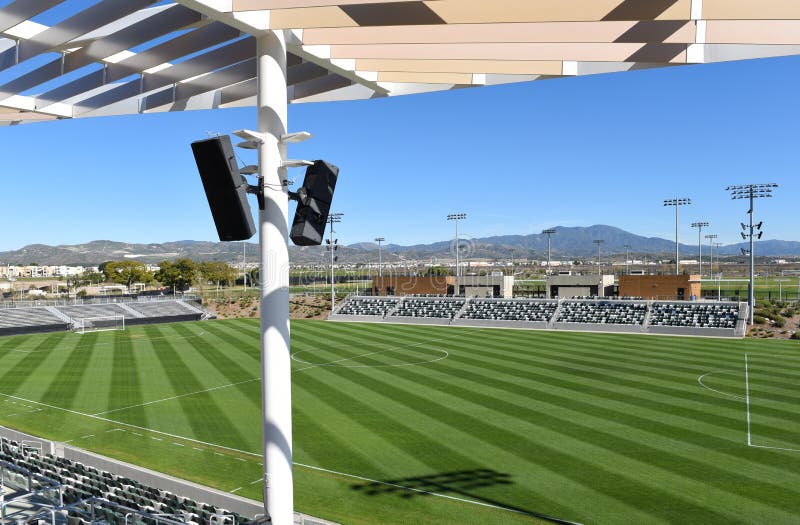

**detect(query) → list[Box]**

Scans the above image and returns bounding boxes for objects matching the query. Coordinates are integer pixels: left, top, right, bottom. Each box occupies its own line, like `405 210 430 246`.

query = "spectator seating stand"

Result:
330 296 746 337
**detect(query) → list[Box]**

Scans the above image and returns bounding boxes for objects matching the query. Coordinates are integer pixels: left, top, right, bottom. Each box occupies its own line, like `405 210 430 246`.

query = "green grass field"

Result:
1 320 799 524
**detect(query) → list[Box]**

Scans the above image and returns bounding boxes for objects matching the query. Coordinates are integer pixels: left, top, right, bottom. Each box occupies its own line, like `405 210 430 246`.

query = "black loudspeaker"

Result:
191 136 256 241
290 160 339 246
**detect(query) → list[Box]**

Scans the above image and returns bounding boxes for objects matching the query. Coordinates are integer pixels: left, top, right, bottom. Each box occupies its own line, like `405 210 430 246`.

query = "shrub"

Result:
791 332 800 340
753 315 766 325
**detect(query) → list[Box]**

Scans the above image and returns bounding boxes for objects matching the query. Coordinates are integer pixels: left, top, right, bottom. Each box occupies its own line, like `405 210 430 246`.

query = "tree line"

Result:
70 260 238 291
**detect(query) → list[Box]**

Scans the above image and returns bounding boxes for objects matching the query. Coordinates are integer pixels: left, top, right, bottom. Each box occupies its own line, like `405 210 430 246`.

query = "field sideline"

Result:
0 319 799 524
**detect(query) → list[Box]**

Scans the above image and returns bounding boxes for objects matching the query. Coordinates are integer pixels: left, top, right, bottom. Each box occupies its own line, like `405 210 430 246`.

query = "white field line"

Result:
697 371 745 401
93 377 260 416
744 353 800 454
0 389 571 521
89 329 473 415
745 354 752 446
291 329 482 373
293 462 583 524
5 331 207 354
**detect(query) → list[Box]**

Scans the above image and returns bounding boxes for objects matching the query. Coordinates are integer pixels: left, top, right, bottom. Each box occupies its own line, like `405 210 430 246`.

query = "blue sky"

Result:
0 53 798 252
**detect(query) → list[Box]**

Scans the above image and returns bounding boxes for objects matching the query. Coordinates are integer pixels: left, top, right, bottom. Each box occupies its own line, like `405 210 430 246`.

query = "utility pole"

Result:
542 229 556 276
664 198 691 275
593 239 604 276
726 183 778 325
447 213 467 277
327 213 343 311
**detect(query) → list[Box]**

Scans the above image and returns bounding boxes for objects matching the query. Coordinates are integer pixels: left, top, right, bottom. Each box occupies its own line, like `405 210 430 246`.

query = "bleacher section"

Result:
335 297 400 318
0 307 69 336
330 296 747 337
648 302 744 336
554 300 648 333
0 436 255 525
0 300 209 337
125 301 204 324
391 298 465 322
454 299 557 329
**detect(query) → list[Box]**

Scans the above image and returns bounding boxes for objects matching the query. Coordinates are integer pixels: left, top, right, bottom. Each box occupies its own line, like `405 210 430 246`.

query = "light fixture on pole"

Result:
542 229 556 276
705 234 718 279
664 198 691 275
374 237 385 278
326 212 343 310
447 213 467 277
623 244 631 275
593 239 604 276
691 221 709 278
726 183 777 325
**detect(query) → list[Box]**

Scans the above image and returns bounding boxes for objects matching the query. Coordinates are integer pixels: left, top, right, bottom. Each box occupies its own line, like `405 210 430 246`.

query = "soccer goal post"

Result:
72 315 125 334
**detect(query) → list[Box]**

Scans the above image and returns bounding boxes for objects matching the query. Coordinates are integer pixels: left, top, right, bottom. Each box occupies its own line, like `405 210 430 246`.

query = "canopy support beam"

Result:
257 30 293 525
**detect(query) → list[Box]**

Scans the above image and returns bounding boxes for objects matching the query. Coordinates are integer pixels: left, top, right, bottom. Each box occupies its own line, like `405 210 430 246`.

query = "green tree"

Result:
103 261 154 287
155 259 198 291
198 261 236 286
425 266 450 277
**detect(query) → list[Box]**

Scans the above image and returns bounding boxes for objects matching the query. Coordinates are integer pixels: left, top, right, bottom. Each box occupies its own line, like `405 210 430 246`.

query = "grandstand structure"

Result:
0 431 260 525
331 296 748 337
0 299 210 337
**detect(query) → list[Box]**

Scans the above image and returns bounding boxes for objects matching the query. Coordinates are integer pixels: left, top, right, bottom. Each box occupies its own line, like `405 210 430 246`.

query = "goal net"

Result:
72 315 125 334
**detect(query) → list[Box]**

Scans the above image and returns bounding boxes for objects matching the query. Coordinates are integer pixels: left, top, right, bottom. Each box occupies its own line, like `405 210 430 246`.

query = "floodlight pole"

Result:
726 183 778 325
624 244 630 275
705 234 718 279
256 31 293 525
328 213 343 309
664 198 691 275
691 222 709 279
542 229 556 276
375 237 385 278
447 213 466 278
593 239 603 276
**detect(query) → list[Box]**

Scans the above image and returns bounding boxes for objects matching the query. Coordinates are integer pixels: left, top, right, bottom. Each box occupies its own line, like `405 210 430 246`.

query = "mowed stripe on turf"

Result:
1 320 800 524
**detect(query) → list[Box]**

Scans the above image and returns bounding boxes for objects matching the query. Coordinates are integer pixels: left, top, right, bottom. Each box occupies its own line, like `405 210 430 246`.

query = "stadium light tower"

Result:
593 239 604 276
705 234 718 279
542 229 556 276
374 237 385 278
327 213 343 310
691 221 709 278
447 213 467 277
726 183 778 325
623 244 631 275
664 198 691 275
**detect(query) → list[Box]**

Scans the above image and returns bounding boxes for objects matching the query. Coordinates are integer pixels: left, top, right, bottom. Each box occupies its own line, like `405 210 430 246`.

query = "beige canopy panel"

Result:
1 0 799 124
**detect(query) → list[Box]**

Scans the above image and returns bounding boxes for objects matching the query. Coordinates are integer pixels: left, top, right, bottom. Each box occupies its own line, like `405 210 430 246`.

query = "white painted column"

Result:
256 30 293 524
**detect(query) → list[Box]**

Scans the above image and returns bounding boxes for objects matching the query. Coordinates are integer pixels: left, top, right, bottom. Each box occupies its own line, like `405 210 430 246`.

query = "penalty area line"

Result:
293 462 583 524
0 390 580 521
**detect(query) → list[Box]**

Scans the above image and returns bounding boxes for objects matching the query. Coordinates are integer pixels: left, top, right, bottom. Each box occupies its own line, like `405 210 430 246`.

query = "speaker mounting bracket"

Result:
282 159 314 168
233 129 266 143
280 131 312 144
246 180 266 211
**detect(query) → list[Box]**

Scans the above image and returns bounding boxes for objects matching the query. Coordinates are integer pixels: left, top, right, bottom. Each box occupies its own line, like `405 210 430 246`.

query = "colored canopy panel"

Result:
0 0 797 124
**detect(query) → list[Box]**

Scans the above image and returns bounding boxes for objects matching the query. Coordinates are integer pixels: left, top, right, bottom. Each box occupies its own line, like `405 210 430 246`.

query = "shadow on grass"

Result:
351 469 579 524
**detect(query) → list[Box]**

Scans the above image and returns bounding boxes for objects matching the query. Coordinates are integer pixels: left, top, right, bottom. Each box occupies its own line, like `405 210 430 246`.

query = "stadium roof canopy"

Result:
2 0 800 126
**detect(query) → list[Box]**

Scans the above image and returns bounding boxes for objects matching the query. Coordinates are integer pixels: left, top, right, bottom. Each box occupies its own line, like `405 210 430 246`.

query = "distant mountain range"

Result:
1 226 799 266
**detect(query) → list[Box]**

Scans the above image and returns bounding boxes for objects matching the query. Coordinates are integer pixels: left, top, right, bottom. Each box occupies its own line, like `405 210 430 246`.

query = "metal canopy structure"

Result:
2 2 799 524
2 0 800 125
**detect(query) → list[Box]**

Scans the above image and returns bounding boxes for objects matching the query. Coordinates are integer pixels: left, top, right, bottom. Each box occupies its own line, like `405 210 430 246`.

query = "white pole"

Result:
455 218 460 278
330 218 335 310
256 31 293 525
